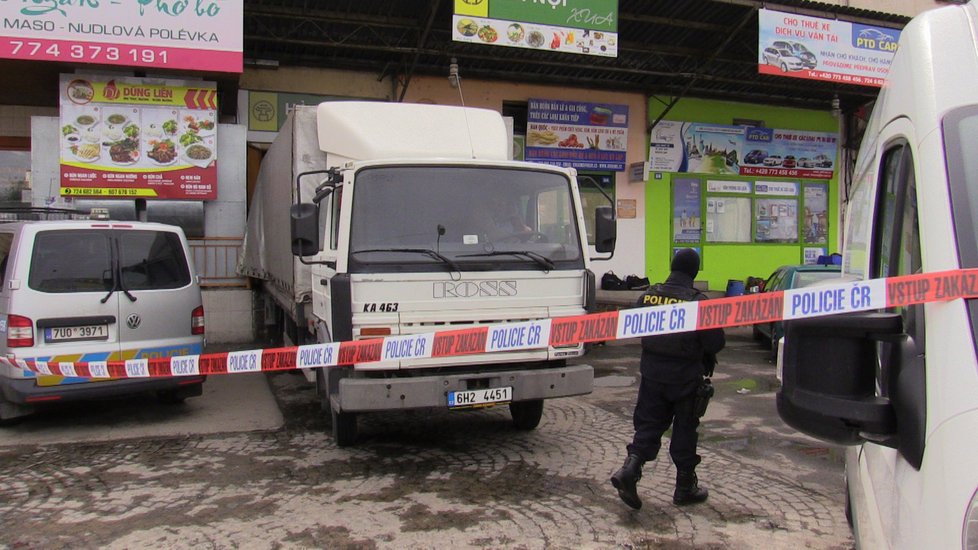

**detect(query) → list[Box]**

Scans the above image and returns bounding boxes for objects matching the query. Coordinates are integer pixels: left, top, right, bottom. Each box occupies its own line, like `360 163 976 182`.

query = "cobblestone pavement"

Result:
0 327 854 549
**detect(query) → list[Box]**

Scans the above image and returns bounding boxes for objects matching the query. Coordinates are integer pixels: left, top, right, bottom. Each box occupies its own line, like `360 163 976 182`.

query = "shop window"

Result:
675 176 831 252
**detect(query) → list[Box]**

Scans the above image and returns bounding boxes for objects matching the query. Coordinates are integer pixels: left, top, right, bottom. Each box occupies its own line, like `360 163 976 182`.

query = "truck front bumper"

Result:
336 364 593 412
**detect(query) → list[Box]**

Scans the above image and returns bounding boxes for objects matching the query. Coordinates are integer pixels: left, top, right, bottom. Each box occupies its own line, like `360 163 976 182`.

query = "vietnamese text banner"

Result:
648 121 837 179
453 0 618 58
758 8 900 88
526 98 628 171
0 0 242 73
7 269 978 380
59 74 218 200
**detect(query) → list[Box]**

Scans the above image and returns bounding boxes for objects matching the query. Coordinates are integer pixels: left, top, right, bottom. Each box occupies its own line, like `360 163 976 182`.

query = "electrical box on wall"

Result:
628 162 648 182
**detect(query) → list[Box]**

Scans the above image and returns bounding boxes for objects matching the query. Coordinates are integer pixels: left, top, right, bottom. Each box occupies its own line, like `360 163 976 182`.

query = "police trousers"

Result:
626 376 702 471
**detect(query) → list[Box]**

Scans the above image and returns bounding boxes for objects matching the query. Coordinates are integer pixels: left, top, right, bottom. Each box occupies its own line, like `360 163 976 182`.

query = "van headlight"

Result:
965 486 978 549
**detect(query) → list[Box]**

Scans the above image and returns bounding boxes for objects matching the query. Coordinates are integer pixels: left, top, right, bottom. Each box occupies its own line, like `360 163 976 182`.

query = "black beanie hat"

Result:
671 248 700 279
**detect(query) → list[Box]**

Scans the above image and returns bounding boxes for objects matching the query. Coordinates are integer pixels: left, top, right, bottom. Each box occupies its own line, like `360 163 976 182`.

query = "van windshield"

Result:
348 166 584 273
29 229 190 293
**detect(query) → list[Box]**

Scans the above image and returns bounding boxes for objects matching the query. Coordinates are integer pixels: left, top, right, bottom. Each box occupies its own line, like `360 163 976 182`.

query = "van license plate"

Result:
448 386 512 409
45 325 109 343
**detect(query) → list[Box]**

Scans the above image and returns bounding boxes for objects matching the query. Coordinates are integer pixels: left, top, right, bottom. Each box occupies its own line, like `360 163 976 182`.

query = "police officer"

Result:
610 248 725 509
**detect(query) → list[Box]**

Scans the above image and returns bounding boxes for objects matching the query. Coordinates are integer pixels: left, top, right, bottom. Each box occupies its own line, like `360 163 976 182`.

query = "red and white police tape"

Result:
7 268 978 380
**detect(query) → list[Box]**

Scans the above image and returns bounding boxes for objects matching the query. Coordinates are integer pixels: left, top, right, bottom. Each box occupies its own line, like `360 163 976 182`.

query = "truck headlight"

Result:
965 486 978 549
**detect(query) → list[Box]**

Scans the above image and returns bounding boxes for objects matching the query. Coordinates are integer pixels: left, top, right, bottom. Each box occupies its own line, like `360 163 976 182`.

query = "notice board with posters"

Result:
525 98 628 171
59 74 218 200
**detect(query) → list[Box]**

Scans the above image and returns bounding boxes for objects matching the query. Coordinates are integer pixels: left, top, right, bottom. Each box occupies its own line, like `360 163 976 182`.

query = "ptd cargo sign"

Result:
758 8 901 87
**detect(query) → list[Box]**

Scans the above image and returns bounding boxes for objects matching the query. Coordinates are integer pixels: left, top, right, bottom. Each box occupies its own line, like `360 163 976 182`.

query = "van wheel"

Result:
331 408 358 447
510 399 544 430
0 395 29 425
156 383 202 405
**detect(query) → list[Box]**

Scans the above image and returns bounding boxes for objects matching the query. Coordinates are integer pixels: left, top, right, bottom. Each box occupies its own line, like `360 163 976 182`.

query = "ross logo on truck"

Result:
433 280 518 299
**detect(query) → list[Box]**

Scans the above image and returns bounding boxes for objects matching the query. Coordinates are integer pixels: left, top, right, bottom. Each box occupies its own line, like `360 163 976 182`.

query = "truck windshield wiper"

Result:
458 250 555 271
352 248 462 274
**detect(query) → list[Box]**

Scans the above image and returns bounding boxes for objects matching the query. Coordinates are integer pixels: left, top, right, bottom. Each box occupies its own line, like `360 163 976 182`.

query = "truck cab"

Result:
776 3 978 548
248 101 615 445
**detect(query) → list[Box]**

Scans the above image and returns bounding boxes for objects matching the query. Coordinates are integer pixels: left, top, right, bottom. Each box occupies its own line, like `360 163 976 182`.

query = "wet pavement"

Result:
0 326 854 549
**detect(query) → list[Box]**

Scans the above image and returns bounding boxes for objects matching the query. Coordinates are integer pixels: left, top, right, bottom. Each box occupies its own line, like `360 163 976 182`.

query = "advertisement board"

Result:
526 98 628 171
758 8 900 87
0 1 242 73
648 121 837 180
453 0 618 58
59 75 218 200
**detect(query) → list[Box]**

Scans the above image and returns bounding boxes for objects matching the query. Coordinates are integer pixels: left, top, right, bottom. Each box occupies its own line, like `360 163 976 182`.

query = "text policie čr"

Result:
619 305 690 337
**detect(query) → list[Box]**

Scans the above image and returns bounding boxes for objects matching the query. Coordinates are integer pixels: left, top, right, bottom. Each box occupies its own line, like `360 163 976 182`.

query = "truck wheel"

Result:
331 408 358 446
510 399 544 430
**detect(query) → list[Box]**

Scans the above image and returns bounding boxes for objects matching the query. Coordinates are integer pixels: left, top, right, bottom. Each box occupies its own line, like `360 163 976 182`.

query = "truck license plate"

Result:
448 386 513 409
45 324 108 343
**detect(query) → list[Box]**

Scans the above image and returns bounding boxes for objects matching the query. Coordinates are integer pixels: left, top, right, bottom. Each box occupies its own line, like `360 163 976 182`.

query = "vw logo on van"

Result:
126 313 142 330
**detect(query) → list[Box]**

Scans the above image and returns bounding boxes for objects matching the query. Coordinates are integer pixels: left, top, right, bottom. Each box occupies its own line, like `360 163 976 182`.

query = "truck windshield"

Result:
348 166 585 273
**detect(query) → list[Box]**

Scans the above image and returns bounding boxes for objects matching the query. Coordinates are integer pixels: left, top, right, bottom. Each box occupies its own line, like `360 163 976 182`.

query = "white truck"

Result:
777 2 978 548
240 101 615 446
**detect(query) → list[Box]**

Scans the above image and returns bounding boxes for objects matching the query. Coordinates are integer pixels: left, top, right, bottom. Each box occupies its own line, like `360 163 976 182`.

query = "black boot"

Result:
673 469 708 505
610 454 644 509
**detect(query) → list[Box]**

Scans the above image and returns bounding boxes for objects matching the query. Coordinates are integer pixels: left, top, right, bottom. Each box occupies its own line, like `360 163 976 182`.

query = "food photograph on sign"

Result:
58 75 218 200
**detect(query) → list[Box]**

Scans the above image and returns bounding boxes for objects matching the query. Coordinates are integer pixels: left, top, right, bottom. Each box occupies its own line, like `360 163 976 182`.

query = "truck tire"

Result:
332 407 358 446
510 399 544 430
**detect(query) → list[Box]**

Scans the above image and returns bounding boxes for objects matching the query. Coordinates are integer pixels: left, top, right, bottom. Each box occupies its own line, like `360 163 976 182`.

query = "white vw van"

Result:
777 2 978 548
0 220 206 420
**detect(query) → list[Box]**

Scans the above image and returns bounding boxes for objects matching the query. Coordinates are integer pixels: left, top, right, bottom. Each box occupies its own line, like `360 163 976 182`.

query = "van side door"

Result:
116 229 202 360
851 137 926 546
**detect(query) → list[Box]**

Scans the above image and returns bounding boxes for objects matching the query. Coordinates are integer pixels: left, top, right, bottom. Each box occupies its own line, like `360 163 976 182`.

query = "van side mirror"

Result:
777 312 900 445
594 205 616 253
290 203 320 256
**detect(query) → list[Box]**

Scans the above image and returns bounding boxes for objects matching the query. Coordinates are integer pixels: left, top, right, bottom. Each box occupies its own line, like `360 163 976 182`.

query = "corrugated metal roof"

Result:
243 0 914 113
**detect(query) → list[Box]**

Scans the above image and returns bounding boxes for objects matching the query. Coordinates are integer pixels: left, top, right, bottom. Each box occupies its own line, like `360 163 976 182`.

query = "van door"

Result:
848 138 926 547
24 229 123 368
115 229 202 360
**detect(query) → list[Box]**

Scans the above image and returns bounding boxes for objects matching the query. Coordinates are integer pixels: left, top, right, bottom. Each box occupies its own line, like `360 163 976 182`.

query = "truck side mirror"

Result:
594 205 616 253
777 312 900 445
290 203 320 256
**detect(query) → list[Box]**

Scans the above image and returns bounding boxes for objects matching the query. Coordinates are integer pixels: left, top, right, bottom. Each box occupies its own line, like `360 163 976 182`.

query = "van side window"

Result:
117 231 191 290
29 231 114 293
0 232 13 286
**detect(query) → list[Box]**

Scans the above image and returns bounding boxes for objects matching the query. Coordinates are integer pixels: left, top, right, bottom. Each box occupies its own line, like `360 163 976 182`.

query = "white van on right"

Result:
777 2 978 549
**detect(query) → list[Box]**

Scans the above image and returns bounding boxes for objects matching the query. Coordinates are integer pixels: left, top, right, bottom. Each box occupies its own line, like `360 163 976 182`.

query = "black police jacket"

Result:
634 272 726 383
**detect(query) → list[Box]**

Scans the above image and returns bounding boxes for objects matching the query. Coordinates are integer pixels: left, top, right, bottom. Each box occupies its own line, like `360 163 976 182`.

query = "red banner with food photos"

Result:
58 74 218 200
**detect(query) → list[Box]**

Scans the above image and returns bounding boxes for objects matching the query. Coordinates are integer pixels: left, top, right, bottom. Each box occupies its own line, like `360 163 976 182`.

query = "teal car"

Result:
752 263 842 349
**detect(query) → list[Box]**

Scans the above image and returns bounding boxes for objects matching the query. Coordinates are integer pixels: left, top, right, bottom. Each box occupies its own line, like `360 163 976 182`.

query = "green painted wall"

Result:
645 97 840 292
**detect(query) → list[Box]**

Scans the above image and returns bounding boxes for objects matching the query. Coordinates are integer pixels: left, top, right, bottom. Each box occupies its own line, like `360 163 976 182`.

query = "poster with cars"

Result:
525 98 628 171
453 0 618 58
758 8 901 87
647 121 837 180
59 74 218 200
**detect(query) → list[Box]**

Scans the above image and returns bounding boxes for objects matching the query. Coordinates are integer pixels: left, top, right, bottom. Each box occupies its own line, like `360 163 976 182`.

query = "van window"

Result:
118 231 191 290
28 229 190 293
873 144 924 393
943 104 978 356
0 232 12 286
29 230 114 292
